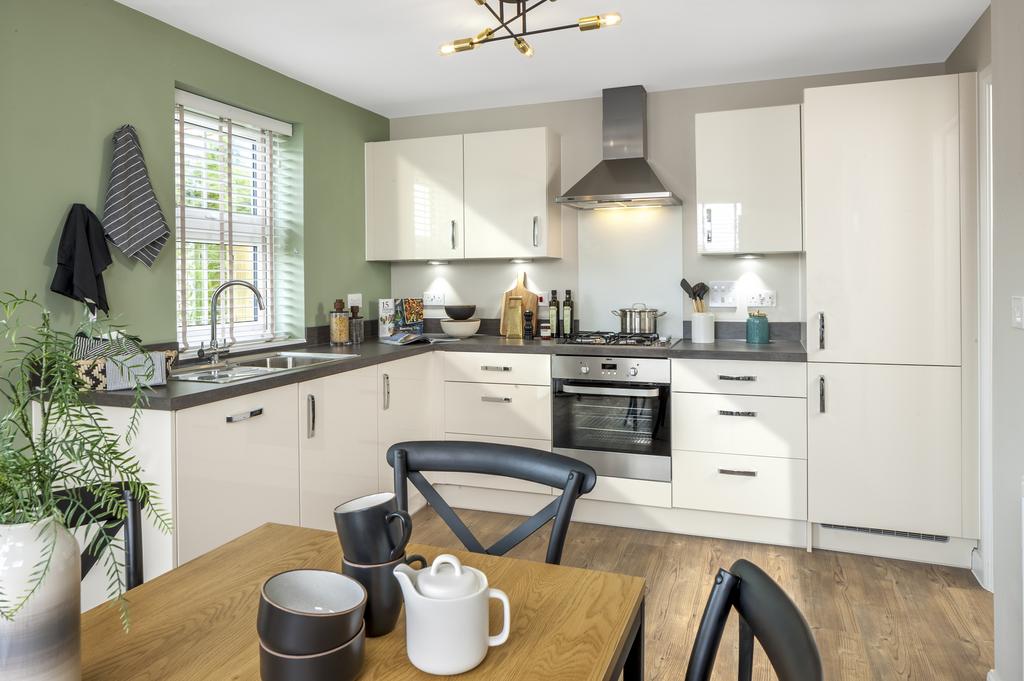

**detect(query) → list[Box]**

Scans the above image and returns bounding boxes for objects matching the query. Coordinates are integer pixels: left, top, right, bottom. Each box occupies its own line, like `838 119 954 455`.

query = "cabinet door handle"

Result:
532 216 539 247
481 396 512 403
718 410 757 418
718 468 758 478
383 373 391 411
450 220 457 250
819 375 826 413
818 312 826 350
718 374 756 382
306 395 316 439
480 365 512 372
226 408 263 424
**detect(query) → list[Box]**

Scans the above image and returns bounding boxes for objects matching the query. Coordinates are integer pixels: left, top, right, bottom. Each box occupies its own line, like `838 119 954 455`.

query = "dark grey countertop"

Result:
89 335 806 412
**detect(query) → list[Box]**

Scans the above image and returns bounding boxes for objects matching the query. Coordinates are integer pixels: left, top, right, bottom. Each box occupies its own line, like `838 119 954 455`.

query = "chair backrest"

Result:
52 483 145 590
386 440 597 565
684 559 823 681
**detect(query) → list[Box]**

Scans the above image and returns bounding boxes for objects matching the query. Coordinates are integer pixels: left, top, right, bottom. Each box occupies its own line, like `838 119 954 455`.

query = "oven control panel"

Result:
551 356 671 384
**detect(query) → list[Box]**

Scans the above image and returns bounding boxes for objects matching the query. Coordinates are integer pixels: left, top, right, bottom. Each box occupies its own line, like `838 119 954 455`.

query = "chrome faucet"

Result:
204 280 265 365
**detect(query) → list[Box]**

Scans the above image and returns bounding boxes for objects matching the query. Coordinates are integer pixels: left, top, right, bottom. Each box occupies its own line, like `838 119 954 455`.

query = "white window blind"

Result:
173 91 296 351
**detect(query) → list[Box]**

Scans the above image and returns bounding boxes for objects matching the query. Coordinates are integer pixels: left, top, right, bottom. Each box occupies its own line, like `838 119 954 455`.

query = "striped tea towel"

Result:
103 124 169 267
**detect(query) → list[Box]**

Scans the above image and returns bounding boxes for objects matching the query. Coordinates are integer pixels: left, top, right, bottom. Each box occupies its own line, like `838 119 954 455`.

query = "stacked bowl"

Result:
441 305 480 338
257 569 366 681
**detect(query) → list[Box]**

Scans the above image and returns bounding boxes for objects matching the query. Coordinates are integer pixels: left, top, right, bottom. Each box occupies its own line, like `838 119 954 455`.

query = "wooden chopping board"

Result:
499 271 539 336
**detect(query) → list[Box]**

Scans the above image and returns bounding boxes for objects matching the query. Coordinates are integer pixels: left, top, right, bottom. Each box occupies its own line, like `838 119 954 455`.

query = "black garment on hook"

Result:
50 203 112 314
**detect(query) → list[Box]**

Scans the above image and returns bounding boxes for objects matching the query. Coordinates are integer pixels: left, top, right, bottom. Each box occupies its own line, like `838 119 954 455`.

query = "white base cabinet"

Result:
299 367 380 532
808 363 962 537
378 353 442 493
174 385 300 564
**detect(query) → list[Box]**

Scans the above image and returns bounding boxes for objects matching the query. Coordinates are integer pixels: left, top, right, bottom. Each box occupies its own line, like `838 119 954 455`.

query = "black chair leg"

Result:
684 569 740 681
738 615 754 681
393 449 409 512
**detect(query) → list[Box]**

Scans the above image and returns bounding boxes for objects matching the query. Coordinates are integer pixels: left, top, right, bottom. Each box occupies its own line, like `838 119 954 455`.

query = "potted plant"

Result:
0 293 170 681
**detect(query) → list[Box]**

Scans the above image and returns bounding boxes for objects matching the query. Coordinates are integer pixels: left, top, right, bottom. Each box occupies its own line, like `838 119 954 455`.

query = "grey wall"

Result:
945 7 991 73
991 0 1024 676
390 63 943 331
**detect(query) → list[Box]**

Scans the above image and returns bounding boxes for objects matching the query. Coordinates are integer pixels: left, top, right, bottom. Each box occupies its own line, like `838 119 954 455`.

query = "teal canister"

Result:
746 312 770 344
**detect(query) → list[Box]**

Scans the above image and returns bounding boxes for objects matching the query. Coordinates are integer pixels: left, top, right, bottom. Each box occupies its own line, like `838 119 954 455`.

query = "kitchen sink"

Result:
234 351 359 370
173 351 359 383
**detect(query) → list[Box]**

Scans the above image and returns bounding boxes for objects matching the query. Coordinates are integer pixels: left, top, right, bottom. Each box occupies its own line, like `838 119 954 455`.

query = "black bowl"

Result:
444 305 477 321
259 622 365 681
258 570 366 656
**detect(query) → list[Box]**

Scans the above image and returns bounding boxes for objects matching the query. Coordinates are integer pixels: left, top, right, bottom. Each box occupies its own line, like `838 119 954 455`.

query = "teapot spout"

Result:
393 563 418 601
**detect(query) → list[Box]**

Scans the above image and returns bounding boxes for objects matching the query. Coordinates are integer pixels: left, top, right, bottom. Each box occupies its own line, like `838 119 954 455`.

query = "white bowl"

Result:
440 318 481 338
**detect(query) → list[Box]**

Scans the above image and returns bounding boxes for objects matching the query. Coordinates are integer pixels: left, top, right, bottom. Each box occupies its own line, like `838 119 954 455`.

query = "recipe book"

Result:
379 333 461 346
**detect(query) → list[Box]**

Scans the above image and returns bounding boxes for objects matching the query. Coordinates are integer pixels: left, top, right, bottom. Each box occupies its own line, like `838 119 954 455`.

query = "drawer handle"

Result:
481 396 512 403
226 408 263 424
718 374 756 382
718 410 757 417
481 365 512 372
718 468 758 478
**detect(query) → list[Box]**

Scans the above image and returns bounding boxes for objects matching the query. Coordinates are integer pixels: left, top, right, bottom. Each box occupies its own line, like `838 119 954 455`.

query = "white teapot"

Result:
393 554 511 675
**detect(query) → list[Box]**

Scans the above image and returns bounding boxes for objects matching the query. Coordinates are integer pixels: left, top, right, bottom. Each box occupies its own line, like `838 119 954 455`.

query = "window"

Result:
173 90 301 351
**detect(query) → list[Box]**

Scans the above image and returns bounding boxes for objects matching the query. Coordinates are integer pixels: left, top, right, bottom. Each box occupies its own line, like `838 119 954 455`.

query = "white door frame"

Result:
974 65 994 592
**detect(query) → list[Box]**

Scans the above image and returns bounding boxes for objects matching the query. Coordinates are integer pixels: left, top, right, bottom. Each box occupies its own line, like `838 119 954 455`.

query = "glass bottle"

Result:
562 290 574 338
548 290 560 339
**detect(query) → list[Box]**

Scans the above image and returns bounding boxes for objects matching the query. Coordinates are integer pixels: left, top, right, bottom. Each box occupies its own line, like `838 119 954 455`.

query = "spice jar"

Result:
330 299 351 346
350 305 365 345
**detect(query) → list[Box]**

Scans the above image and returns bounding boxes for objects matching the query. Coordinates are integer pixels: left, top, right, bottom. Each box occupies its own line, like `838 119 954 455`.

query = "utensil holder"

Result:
691 313 715 344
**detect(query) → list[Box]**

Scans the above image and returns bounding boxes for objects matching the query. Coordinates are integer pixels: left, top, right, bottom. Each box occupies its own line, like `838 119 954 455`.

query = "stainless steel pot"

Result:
611 303 667 334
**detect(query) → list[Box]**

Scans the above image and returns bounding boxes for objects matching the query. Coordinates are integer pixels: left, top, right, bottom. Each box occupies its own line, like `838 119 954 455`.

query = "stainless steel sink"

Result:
173 351 359 383
234 352 359 370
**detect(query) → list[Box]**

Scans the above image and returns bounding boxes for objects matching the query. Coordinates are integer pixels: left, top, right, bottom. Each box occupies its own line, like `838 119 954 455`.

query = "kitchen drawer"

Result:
672 393 806 458
428 434 554 495
671 359 806 397
444 382 551 440
585 476 672 508
672 450 807 520
444 352 550 386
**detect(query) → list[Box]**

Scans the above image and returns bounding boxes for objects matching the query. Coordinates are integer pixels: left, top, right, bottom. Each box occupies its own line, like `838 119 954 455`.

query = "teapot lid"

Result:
416 554 479 599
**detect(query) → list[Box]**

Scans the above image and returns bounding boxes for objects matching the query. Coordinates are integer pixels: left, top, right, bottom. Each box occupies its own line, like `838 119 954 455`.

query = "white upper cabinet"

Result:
695 104 803 254
365 128 561 261
464 128 562 259
365 134 465 261
803 75 963 365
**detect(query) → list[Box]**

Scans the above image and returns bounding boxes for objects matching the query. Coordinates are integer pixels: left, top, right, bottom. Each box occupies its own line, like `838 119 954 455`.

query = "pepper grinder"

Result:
523 310 534 340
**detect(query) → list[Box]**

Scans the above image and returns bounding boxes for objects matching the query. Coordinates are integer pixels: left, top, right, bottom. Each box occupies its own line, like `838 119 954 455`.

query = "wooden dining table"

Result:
82 523 647 680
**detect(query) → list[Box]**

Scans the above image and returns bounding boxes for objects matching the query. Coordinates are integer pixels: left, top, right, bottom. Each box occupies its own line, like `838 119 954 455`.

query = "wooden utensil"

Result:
499 272 539 336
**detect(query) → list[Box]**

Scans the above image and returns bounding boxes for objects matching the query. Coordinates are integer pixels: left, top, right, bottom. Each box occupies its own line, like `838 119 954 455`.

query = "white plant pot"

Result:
0 520 81 681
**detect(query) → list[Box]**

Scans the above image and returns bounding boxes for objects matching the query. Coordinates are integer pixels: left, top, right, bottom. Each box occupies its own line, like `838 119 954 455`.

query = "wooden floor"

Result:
410 507 993 681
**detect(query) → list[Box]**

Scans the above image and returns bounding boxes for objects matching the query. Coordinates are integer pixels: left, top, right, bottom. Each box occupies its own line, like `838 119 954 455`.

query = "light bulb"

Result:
578 12 622 30
514 37 534 57
439 38 475 56
601 12 621 27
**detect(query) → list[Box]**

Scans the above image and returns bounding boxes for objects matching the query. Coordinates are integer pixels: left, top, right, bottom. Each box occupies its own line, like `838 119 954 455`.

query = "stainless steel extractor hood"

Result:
556 85 681 209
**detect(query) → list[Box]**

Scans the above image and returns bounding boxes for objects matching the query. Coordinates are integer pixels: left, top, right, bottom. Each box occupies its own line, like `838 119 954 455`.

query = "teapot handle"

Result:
487 588 511 647
429 553 463 577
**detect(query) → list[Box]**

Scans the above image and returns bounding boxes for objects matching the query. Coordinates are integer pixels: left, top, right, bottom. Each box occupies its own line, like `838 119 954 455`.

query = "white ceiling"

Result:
116 0 987 118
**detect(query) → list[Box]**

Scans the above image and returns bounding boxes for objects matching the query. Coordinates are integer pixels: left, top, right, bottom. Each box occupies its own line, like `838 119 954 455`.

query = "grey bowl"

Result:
258 569 366 656
444 305 476 321
259 622 365 681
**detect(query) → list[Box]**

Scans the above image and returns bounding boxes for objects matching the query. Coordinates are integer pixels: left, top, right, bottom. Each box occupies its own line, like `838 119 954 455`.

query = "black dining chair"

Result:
52 483 146 590
387 440 597 565
684 559 823 681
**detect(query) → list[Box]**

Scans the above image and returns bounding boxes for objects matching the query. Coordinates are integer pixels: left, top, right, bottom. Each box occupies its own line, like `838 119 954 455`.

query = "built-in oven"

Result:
551 355 671 482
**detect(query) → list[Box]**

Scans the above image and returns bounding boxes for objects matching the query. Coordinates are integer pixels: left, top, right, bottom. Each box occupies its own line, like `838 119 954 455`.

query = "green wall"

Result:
0 0 390 342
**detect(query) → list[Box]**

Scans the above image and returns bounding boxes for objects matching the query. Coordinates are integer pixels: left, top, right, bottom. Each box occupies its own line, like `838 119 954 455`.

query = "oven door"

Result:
552 379 671 482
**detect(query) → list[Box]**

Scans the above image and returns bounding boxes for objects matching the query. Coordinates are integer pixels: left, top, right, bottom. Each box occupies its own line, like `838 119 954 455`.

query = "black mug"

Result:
334 492 411 564
342 553 427 638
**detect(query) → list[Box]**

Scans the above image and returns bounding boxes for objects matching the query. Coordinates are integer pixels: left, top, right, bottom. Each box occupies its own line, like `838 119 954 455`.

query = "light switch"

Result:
708 281 737 308
423 292 445 306
1012 296 1024 329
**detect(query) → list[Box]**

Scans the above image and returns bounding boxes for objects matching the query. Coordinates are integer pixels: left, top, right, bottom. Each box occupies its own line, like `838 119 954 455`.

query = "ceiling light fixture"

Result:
439 0 621 58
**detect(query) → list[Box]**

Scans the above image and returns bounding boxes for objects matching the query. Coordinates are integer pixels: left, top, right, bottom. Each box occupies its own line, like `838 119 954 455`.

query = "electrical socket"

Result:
423 292 445 306
1012 296 1024 329
708 281 737 308
746 290 777 308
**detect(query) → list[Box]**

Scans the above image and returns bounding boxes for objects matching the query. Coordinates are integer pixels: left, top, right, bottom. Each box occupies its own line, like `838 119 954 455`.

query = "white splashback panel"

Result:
578 207 685 340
